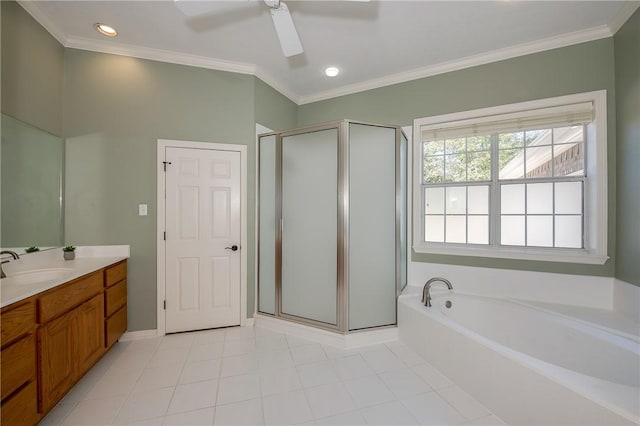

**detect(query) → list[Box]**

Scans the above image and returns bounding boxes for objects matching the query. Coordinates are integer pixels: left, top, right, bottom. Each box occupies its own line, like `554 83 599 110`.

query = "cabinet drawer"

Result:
1 334 35 401
105 305 127 348
105 261 127 287
105 280 127 317
1 301 34 346
0 380 39 426
38 272 102 323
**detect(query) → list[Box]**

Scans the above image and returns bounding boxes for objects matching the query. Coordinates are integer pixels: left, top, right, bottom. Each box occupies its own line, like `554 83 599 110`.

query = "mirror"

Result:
1 114 64 254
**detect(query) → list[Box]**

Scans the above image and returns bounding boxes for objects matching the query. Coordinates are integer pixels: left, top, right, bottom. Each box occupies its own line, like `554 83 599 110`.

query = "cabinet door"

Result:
39 310 75 412
75 294 105 377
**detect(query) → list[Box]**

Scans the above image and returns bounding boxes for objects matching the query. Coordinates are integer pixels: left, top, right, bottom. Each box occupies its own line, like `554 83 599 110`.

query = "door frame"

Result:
157 139 248 336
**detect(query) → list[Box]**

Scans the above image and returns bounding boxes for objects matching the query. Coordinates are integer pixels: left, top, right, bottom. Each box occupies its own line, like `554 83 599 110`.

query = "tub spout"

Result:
422 277 453 307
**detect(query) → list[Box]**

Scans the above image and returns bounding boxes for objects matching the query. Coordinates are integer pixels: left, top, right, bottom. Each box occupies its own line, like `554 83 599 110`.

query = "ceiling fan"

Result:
174 0 368 58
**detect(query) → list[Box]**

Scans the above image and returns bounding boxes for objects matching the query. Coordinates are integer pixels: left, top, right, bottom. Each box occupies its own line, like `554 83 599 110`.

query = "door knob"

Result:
225 245 239 252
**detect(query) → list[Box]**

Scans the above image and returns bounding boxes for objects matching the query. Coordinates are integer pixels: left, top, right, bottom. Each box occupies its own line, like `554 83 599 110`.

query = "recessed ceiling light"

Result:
324 66 340 77
95 23 118 37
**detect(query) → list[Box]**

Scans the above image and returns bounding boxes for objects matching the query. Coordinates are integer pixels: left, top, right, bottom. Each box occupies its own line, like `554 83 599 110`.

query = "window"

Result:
413 91 608 264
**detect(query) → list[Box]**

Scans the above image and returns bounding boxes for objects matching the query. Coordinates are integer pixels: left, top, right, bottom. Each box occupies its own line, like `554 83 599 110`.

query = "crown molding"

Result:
17 0 625 108
298 25 613 105
607 1 640 34
65 36 257 76
17 0 67 45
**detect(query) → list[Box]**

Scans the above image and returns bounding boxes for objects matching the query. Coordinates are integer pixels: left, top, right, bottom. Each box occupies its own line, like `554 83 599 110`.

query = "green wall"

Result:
1 1 63 136
63 49 258 331
298 39 617 277
614 9 640 286
254 77 298 131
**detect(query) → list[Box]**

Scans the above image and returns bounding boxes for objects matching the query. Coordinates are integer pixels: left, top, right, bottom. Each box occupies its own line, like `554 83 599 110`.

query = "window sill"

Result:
412 243 609 265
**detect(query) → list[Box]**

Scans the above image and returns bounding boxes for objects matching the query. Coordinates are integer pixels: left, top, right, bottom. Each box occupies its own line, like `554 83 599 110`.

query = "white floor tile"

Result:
164 407 215 425
84 368 141 400
359 401 419 426
214 398 264 425
386 344 427 367
378 368 432 398
39 401 78 426
130 416 166 425
191 328 226 346
402 391 466 425
159 333 195 350
216 374 261 405
257 348 295 371
437 385 491 421
187 342 224 363
223 338 257 357
134 362 183 393
167 379 218 415
256 333 289 352
330 355 375 381
411 363 455 390
61 396 124 425
314 410 367 426
113 388 174 425
297 361 340 388
360 347 405 374
260 367 303 396
178 358 221 384
343 375 396 409
262 389 313 425
470 414 507 425
225 326 255 342
148 347 191 368
290 344 328 365
285 334 316 348
40 328 501 426
304 382 356 419
220 353 259 377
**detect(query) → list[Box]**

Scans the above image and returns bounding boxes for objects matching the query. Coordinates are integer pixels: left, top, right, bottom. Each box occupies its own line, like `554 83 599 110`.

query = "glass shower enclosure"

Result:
258 120 407 333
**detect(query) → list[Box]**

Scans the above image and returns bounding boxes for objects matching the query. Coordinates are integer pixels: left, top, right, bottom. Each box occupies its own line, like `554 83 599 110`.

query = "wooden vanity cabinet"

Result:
0 259 128 424
37 272 106 413
104 261 128 348
0 300 38 426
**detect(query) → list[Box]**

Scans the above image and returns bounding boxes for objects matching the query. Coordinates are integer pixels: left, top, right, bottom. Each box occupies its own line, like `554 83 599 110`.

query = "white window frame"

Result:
412 90 608 264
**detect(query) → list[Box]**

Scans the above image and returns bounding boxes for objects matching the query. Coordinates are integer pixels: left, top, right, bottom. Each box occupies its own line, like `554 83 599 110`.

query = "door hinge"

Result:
163 300 166 310
162 161 172 172
163 231 166 241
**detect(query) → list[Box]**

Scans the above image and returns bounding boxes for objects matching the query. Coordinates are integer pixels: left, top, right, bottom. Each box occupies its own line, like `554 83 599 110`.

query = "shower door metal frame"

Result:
256 120 406 334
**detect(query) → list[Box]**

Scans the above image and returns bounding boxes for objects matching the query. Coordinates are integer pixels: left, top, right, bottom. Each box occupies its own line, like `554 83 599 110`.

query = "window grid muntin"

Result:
421 125 586 250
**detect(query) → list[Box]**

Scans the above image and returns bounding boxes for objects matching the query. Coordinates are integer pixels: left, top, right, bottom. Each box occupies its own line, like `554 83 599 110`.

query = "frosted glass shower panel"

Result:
281 129 338 325
258 135 276 315
349 124 397 330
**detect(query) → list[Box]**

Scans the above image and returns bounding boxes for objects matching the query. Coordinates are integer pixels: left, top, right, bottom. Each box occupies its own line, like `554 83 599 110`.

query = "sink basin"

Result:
5 268 74 285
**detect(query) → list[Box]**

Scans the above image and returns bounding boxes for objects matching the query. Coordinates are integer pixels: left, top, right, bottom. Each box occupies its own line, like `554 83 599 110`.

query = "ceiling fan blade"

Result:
269 2 304 57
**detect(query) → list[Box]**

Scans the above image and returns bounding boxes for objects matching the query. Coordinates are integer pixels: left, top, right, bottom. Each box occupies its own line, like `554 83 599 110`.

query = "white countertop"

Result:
0 246 129 308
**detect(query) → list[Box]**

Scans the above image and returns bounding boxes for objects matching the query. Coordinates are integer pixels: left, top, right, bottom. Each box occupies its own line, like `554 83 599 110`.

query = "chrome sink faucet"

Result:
0 250 20 279
422 277 453 307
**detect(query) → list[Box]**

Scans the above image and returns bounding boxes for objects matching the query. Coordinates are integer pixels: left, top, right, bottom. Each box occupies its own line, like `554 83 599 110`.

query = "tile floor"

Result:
39 326 507 426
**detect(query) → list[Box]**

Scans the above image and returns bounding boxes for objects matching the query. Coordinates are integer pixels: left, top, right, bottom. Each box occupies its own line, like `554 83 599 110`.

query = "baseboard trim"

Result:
119 329 160 341
254 314 398 349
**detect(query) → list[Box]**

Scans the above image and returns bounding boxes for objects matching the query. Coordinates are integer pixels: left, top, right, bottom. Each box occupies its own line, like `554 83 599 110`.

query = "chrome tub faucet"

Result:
422 277 453 307
0 250 20 279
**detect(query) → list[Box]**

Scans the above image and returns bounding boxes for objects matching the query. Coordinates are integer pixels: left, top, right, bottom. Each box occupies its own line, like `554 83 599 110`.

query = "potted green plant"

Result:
25 246 40 253
63 245 76 260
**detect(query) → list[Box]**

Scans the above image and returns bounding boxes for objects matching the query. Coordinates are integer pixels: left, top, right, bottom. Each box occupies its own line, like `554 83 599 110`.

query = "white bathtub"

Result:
398 292 640 425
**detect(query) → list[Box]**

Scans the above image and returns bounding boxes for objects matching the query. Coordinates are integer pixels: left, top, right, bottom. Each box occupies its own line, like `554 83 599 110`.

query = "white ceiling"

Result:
20 1 639 104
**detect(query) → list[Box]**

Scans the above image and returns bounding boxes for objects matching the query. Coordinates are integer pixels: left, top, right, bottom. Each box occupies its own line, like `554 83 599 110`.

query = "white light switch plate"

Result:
139 204 148 216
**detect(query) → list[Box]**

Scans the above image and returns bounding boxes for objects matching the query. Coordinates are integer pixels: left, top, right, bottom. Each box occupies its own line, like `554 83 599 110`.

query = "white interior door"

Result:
164 147 241 333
